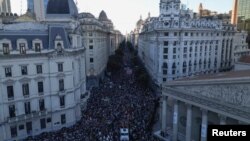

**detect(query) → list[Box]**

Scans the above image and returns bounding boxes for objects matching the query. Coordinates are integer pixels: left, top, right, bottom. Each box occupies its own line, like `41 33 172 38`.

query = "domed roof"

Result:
46 0 78 16
99 10 108 21
136 16 144 27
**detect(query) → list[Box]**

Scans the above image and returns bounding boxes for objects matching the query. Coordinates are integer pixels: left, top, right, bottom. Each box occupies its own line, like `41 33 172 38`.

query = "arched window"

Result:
57 43 62 53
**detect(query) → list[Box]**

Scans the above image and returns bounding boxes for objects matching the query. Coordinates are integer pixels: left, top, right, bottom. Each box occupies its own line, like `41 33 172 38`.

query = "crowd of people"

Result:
26 46 160 141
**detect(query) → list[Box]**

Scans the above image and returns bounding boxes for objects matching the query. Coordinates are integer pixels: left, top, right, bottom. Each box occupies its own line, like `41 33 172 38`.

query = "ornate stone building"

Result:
233 31 250 62
138 0 237 85
0 0 88 140
129 16 145 50
156 70 250 141
79 11 123 88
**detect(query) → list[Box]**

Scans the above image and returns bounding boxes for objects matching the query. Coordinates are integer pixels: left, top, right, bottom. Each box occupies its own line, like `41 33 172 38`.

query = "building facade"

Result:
156 71 250 141
0 0 11 14
27 0 48 14
138 0 236 85
231 0 250 31
233 31 250 62
79 11 123 89
0 0 88 140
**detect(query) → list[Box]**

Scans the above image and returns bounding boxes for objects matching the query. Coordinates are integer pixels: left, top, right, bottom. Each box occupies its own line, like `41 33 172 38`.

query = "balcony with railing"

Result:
7 109 48 123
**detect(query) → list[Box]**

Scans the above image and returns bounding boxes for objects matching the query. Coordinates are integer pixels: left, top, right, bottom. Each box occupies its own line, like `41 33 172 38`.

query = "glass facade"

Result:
27 0 49 14
237 0 250 31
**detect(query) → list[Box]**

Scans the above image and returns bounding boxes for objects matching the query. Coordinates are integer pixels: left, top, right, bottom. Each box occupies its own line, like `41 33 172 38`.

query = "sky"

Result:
11 0 233 34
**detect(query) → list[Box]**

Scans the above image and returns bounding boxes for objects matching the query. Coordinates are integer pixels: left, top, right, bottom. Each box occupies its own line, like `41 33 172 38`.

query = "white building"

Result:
138 0 237 85
233 31 250 62
0 0 11 13
0 0 87 140
34 0 45 21
79 11 123 88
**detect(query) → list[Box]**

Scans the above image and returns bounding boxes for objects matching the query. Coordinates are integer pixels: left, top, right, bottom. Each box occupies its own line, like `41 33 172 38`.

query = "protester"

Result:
26 46 160 141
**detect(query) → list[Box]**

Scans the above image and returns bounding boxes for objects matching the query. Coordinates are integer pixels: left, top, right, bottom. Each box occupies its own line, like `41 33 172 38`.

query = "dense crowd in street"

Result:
26 46 160 141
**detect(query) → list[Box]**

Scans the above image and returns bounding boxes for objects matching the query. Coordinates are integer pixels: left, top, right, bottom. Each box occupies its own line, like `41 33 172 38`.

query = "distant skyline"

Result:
11 0 233 34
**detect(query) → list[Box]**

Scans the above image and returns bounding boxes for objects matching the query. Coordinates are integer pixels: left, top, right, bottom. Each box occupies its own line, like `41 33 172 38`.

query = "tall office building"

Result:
27 0 48 14
0 0 11 13
27 0 48 21
232 0 250 31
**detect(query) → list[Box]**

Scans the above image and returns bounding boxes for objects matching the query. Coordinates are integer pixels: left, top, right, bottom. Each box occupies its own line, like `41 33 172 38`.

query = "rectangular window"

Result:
173 41 177 46
36 65 43 74
172 70 175 75
184 47 187 53
40 118 46 129
26 122 32 135
89 45 93 49
22 83 29 96
20 43 26 54
39 99 45 111
173 48 176 54
164 32 169 36
163 78 167 82
7 86 14 99
89 39 93 43
61 114 66 124
185 32 188 36
163 48 168 53
38 82 44 93
163 70 168 75
5 67 12 77
58 63 63 72
60 96 65 107
173 55 176 59
163 41 168 46
10 126 17 138
59 79 64 91
163 55 168 59
9 105 16 118
21 66 28 75
184 41 188 46
35 43 41 52
3 43 10 55
174 32 178 36
24 102 31 114
90 58 94 63
89 32 93 36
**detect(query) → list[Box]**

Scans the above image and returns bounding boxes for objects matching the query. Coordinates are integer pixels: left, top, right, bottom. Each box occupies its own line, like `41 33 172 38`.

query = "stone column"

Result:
161 96 167 135
185 104 192 141
173 99 179 141
219 115 227 125
201 109 208 141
